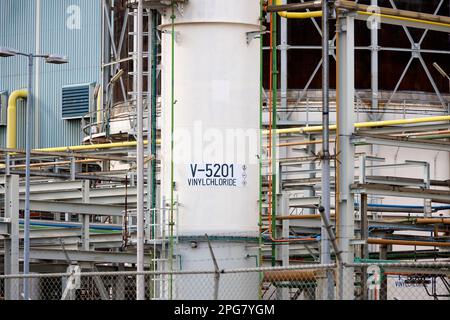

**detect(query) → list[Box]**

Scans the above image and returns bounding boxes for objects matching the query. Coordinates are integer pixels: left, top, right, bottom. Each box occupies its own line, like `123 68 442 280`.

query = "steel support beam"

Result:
336 13 355 300
6 248 152 264
352 183 450 204
352 134 450 153
18 200 124 216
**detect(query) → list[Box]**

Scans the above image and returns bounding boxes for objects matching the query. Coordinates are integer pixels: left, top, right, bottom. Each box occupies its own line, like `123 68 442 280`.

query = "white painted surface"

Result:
160 0 260 237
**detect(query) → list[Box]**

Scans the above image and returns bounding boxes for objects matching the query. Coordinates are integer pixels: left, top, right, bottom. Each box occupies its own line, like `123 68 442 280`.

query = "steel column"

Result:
336 13 356 300
81 181 90 251
23 54 34 300
370 0 380 121
320 0 333 300
3 175 19 300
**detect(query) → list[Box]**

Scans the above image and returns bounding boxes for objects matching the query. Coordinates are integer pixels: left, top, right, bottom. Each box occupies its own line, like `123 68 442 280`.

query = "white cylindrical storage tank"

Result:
160 0 260 299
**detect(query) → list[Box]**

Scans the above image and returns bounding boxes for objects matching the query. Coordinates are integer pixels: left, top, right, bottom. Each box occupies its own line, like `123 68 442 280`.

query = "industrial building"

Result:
0 0 449 300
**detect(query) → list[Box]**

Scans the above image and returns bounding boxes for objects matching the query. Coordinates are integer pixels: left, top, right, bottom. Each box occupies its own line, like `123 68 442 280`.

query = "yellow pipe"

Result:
263 115 450 135
272 1 450 29
29 115 450 153
274 0 322 19
7 89 28 149
33 140 158 153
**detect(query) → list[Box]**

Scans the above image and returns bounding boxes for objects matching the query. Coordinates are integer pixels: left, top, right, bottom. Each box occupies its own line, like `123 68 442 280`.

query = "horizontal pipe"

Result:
416 134 450 140
12 158 97 169
0 169 127 183
273 0 323 19
0 147 131 162
335 0 450 27
21 220 124 232
267 1 322 13
263 270 323 282
34 140 160 153
268 0 448 34
263 115 450 135
416 218 450 225
271 0 450 31
397 129 450 138
368 238 450 247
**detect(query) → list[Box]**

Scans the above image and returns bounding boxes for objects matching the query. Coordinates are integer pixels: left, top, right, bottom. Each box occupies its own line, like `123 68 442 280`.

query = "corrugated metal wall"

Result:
0 0 36 149
0 0 101 149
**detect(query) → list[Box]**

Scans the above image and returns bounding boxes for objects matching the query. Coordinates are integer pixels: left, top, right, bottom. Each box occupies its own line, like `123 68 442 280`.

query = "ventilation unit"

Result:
61 83 95 120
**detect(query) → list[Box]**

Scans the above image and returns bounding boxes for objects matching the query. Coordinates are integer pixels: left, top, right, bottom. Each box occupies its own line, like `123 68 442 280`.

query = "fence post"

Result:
206 234 220 300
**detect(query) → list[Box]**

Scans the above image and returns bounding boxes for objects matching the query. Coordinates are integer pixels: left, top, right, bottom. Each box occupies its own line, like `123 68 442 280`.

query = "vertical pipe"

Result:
169 0 176 299
101 0 111 136
23 54 34 300
280 0 288 112
151 9 158 239
360 193 369 300
34 0 41 148
146 8 152 242
136 0 145 301
370 0 379 120
320 0 333 299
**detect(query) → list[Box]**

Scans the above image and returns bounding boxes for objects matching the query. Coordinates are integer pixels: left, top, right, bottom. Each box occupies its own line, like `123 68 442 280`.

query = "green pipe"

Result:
413 134 450 140
258 0 264 300
354 258 400 264
282 251 450 262
169 0 176 300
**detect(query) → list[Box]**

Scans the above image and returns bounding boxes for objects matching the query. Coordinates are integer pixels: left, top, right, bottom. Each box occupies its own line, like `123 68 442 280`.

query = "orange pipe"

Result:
263 270 322 282
416 218 450 225
266 1 311 243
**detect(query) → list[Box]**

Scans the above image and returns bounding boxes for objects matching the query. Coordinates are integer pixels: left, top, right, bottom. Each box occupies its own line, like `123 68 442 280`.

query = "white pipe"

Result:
136 0 145 300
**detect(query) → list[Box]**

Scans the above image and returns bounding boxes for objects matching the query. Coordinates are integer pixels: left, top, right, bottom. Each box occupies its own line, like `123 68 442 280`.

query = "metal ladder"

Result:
145 195 179 299
126 6 152 139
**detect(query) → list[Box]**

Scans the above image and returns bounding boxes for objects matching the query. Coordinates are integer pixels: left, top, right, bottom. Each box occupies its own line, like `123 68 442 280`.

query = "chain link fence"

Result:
0 262 449 300
348 262 450 300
